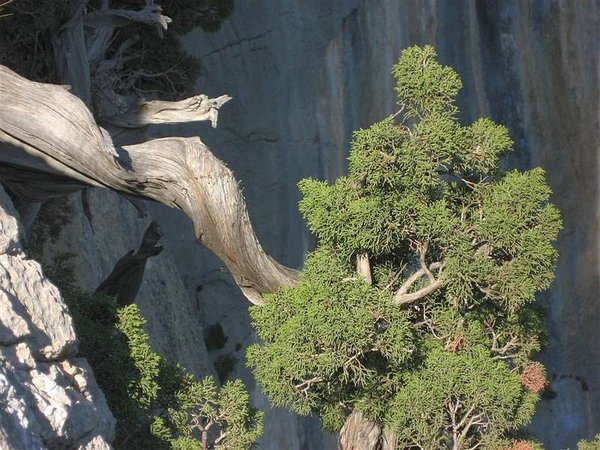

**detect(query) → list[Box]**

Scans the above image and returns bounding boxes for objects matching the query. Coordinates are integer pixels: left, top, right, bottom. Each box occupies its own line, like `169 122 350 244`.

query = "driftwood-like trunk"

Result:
0 65 297 304
338 412 397 450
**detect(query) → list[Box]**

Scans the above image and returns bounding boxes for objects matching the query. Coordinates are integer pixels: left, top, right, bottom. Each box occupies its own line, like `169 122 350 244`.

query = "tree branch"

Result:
83 0 172 38
52 0 92 104
485 321 521 361
102 94 232 128
356 252 372 285
294 376 323 396
0 65 297 304
393 261 444 305
213 429 227 446
85 0 114 67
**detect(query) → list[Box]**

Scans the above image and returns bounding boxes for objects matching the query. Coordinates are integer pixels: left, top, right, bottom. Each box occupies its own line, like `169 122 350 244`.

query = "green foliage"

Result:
387 344 537 449
116 305 162 409
46 255 261 450
45 254 159 447
577 434 600 450
248 248 414 431
165 377 263 450
249 45 562 448
392 44 462 118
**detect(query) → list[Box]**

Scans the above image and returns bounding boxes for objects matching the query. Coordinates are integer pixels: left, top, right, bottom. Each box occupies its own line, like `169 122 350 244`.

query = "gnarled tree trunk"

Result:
0 65 297 304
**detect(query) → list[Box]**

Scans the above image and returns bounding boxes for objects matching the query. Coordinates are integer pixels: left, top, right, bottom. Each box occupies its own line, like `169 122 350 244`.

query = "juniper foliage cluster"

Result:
577 434 600 450
46 254 262 450
247 46 562 449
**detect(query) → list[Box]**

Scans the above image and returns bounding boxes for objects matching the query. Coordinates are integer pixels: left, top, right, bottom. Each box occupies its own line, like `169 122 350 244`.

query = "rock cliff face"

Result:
7 1 597 450
0 186 115 449
178 1 598 448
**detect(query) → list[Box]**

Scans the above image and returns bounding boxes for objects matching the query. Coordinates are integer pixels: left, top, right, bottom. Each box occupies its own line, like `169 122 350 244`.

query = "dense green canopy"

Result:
248 45 561 449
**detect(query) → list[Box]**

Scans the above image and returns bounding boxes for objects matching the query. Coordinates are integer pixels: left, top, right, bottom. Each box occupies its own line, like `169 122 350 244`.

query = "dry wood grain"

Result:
0 65 297 304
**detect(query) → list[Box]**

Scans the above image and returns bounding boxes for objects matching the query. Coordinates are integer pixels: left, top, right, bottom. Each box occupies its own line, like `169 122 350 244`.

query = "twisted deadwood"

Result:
338 411 397 450
0 65 297 304
102 94 233 128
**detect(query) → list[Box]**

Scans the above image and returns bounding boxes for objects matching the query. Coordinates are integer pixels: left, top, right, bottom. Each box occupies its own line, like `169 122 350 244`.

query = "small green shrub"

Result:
46 254 261 449
577 434 600 450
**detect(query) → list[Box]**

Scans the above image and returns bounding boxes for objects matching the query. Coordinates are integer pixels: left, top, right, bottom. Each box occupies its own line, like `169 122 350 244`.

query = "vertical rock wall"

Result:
36 189 216 381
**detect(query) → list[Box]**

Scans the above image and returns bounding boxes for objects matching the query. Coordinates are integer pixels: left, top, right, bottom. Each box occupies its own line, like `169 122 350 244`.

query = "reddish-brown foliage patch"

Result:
505 439 534 450
520 362 546 393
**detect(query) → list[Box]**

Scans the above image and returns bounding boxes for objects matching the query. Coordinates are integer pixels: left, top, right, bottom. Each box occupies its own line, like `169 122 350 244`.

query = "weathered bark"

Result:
102 94 232 128
338 412 396 450
0 65 297 304
339 412 380 450
53 0 92 104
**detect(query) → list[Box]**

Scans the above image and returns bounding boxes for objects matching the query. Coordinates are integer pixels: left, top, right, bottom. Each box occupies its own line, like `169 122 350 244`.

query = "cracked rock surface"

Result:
0 186 115 450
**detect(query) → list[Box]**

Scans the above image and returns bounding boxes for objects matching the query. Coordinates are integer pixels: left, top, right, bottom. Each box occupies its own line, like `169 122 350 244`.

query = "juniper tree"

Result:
577 434 600 450
247 45 562 450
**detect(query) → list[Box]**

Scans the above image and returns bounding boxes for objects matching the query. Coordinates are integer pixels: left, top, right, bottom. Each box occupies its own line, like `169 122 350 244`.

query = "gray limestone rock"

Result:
0 255 76 360
0 186 115 450
78 435 113 450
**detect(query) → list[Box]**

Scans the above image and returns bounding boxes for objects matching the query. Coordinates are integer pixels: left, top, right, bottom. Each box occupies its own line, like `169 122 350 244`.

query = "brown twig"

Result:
485 320 521 361
393 261 444 305
294 376 323 396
